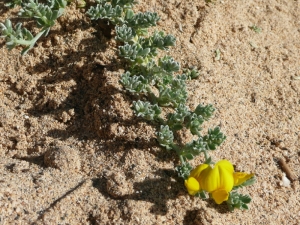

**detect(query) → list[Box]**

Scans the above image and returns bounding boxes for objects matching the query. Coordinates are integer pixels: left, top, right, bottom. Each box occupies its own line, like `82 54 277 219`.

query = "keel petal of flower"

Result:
185 177 201 195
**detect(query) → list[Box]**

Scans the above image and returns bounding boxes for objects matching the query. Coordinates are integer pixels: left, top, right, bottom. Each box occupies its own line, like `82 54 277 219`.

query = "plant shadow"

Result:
18 16 176 164
206 198 231 214
92 169 186 216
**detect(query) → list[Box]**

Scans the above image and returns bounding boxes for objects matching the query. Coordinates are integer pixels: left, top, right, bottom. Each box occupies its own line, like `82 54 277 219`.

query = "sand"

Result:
0 0 300 224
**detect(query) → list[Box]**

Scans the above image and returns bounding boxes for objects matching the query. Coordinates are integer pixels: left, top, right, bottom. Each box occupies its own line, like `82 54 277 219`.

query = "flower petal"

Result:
218 163 234 192
200 160 234 193
190 163 209 181
211 189 229 204
185 177 201 195
233 172 254 186
215 160 234 174
199 165 215 192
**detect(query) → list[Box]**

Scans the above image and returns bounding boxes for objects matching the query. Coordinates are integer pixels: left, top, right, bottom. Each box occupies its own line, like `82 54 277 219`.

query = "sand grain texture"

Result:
0 0 300 224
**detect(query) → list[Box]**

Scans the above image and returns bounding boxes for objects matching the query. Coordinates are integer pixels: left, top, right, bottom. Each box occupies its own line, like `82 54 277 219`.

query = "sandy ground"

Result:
1 0 300 224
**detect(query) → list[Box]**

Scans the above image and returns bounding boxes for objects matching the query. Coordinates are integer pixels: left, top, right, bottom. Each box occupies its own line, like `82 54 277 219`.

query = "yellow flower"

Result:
184 164 208 195
185 160 254 204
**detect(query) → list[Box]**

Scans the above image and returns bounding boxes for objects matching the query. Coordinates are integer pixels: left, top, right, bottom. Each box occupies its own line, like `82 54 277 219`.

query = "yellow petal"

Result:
200 160 234 193
215 160 234 173
218 163 234 192
233 172 254 186
211 189 229 204
185 177 201 195
189 163 209 181
199 165 214 192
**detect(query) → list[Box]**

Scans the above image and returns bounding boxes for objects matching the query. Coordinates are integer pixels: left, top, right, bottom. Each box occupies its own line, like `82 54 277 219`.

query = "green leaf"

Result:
240 195 252 204
87 3 124 24
132 100 162 121
145 31 176 50
157 78 187 107
5 0 23 8
186 113 204 136
226 192 252 211
167 104 190 131
0 19 46 54
1 0 67 54
204 156 212 164
181 137 207 160
195 190 207 199
194 104 215 121
203 127 226 150
120 72 149 93
241 204 248 210
19 0 67 29
126 12 160 29
183 68 200 79
250 25 262 33
111 0 137 8
115 24 135 42
157 125 174 150
175 161 192 179
125 8 134 20
139 47 151 56
158 56 180 73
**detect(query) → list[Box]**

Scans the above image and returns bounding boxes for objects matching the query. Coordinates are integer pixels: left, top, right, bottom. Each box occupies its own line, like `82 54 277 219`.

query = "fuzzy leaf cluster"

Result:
167 104 190 131
5 0 23 8
203 127 226 150
0 19 45 55
175 161 192 180
166 104 204 136
157 78 187 107
88 0 158 30
87 3 123 22
183 68 200 79
227 192 252 211
95 0 137 9
178 127 225 160
117 31 176 63
194 104 215 121
0 0 67 55
88 0 171 64
136 31 176 58
157 125 174 150
119 42 150 63
19 0 67 32
126 11 160 30
115 24 136 42
158 56 179 74
180 137 207 160
119 71 150 94
166 103 216 137
132 100 161 121
128 57 179 87
156 124 225 161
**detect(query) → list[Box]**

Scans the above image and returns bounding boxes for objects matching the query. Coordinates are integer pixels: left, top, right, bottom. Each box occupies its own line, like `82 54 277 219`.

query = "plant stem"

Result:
179 155 185 165
204 150 209 161
170 143 182 158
